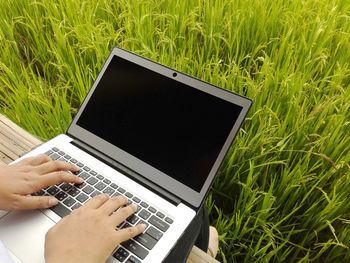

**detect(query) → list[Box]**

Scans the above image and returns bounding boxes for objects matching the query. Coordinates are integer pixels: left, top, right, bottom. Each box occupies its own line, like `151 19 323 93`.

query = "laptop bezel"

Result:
67 47 252 208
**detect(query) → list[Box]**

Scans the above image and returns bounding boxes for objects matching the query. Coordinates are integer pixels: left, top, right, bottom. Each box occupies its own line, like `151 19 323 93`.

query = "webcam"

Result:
172 72 177 77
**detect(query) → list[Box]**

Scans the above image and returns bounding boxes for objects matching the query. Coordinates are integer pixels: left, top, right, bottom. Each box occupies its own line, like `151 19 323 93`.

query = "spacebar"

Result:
50 203 71 218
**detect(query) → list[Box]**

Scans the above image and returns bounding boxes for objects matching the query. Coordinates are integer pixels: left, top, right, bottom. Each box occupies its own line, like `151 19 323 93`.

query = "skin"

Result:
0 155 145 263
45 195 146 263
0 154 83 210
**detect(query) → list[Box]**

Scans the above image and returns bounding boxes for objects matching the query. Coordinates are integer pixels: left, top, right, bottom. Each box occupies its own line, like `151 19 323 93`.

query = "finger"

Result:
82 194 109 210
11 195 59 210
14 154 51 167
114 224 147 243
34 160 80 175
34 171 83 190
109 203 138 226
100 195 128 215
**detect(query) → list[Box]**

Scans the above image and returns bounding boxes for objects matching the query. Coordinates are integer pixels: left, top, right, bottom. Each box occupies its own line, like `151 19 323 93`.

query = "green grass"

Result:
0 0 349 262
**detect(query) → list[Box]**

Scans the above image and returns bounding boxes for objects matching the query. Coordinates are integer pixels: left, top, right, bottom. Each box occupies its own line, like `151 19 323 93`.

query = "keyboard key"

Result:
148 206 156 213
113 247 129 262
125 192 133 198
72 203 82 210
63 197 76 207
52 147 59 152
47 186 60 196
76 193 89 203
146 226 163 241
102 187 115 196
96 174 104 180
50 203 70 218
140 201 148 208
138 209 151 220
91 190 101 197
132 197 141 203
95 182 107 191
103 178 111 184
110 183 118 189
76 162 84 168
89 170 97 176
87 177 98 185
70 158 78 164
127 214 139 225
118 187 126 194
64 154 71 160
58 150 65 156
68 187 80 197
55 191 68 201
82 185 94 194
134 233 157 250
75 182 86 189
45 150 53 156
126 255 141 263
83 166 91 172
112 192 121 197
79 172 90 180
156 211 165 219
121 240 149 260
148 215 169 232
165 217 174 224
50 153 60 160
59 183 72 192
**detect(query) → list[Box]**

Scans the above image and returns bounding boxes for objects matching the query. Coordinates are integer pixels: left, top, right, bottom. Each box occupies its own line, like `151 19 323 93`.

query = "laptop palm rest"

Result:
0 211 54 263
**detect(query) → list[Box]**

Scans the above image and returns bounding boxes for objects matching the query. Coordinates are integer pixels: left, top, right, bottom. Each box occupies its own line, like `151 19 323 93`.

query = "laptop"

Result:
0 47 252 263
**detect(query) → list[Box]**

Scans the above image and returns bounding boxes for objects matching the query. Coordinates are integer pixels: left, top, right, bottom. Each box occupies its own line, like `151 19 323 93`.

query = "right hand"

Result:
45 194 146 263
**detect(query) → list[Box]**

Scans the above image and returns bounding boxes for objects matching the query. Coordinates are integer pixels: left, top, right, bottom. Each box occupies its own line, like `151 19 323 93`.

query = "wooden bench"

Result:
0 114 219 263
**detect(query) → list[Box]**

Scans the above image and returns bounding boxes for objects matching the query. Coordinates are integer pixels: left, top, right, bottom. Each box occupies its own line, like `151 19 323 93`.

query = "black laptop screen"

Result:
77 55 242 192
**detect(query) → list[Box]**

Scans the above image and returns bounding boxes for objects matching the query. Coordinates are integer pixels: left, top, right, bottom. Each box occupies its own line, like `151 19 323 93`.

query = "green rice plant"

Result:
0 0 349 262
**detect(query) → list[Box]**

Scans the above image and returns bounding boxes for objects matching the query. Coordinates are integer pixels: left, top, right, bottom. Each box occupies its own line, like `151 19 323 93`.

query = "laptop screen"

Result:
76 55 243 192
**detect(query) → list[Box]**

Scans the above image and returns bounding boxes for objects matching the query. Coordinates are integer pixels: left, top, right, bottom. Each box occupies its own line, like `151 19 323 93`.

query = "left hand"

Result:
0 154 83 211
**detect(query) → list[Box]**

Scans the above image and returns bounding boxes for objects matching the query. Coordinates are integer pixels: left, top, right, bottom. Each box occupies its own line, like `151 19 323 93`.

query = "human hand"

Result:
0 154 82 211
45 194 146 263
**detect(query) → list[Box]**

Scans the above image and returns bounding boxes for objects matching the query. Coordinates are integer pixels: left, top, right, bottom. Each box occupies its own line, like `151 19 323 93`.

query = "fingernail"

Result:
49 198 58 206
140 224 147 231
131 204 137 210
77 177 84 183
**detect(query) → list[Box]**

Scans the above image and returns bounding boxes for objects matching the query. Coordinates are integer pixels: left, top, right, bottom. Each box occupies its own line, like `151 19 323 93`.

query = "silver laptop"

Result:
0 47 252 263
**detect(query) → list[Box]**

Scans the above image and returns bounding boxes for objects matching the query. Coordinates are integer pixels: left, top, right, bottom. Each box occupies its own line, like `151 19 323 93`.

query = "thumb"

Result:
14 196 59 210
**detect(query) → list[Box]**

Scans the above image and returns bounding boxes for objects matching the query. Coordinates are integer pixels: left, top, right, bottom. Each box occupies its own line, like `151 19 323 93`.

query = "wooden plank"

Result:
0 132 28 159
0 114 42 148
0 151 12 165
0 114 220 263
187 246 219 263
0 124 33 152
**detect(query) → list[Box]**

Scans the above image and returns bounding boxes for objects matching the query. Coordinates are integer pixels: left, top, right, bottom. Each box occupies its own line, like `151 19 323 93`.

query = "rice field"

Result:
0 0 349 262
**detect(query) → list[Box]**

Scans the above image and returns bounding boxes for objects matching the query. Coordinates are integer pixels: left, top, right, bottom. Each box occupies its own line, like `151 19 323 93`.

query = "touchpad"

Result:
0 211 55 263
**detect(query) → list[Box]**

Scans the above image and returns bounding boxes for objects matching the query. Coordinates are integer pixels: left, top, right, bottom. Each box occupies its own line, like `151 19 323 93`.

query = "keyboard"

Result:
33 147 174 262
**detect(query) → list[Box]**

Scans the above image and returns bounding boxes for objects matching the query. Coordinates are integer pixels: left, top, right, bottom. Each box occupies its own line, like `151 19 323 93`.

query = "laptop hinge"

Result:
69 139 181 206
